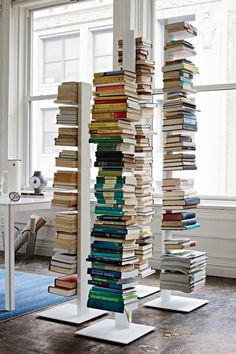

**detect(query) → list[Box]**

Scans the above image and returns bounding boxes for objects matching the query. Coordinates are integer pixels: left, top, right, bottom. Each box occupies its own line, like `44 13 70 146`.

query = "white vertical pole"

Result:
160 20 173 304
77 82 91 316
4 205 15 310
115 312 130 329
123 30 136 72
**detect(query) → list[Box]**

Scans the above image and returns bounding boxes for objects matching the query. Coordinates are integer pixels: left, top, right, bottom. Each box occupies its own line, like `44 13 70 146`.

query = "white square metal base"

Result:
38 303 106 324
145 295 208 313
75 318 155 344
136 284 160 299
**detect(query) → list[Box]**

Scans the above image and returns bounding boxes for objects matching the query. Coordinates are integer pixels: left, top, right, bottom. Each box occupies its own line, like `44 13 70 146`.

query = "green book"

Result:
89 294 124 303
90 290 136 300
95 209 125 216
89 137 125 143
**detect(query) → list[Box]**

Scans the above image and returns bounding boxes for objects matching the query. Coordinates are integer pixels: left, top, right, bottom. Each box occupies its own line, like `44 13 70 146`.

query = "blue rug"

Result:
0 270 74 321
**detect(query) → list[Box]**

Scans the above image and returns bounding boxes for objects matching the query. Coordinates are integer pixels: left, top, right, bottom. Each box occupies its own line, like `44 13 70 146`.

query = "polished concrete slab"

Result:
0 255 236 354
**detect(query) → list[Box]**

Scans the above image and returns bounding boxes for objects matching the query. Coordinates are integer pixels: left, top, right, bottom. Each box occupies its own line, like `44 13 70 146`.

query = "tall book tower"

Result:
38 82 106 324
76 71 155 343
145 20 208 312
117 35 160 299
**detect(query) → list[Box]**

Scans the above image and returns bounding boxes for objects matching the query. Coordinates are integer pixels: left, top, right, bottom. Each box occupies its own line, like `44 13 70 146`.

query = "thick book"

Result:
87 267 138 279
48 286 77 297
87 298 126 313
54 274 77 289
88 278 138 290
49 265 76 275
87 255 137 266
162 212 196 221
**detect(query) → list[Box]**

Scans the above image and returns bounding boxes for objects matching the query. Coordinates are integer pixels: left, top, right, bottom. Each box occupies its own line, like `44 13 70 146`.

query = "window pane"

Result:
94 31 113 56
31 102 60 180
44 62 63 84
195 90 236 197
94 30 113 73
65 35 80 60
44 38 62 62
43 132 58 154
153 90 236 197
94 55 113 72
30 0 113 184
65 59 80 81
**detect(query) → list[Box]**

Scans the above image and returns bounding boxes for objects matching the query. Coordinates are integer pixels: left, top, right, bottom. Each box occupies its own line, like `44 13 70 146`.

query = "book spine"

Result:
87 298 124 313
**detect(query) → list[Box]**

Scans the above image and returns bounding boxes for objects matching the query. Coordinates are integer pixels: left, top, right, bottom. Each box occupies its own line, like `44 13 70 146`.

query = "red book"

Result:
162 212 195 221
96 85 126 92
94 98 128 104
55 274 77 289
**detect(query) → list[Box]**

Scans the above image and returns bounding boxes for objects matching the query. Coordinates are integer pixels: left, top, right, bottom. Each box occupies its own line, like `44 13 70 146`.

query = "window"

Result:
154 0 236 198
28 0 113 183
93 30 113 72
43 34 80 84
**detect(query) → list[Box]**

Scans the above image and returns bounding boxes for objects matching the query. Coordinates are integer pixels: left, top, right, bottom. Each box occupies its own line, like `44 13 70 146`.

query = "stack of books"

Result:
56 82 79 104
164 40 196 57
48 274 77 297
49 82 79 296
134 124 155 277
162 178 200 230
162 21 200 233
54 127 78 147
56 106 79 126
118 37 155 102
87 70 140 313
160 250 207 293
55 150 78 169
49 211 77 274
165 21 197 37
117 36 156 279
53 170 78 189
164 238 196 250
160 21 207 293
52 191 77 208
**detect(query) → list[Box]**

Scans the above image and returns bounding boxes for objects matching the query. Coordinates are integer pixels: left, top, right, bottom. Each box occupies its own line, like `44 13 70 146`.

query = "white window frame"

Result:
29 23 113 186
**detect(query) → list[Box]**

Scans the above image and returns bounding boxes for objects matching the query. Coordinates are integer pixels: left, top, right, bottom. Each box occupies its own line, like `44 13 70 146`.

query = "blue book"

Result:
181 212 196 219
179 77 193 84
93 227 128 235
93 240 125 247
90 252 123 259
182 117 197 126
179 72 193 79
95 206 123 212
88 280 122 290
92 286 128 294
91 243 123 251
88 268 123 279
87 256 136 266
185 197 200 205
185 223 200 230
87 298 125 313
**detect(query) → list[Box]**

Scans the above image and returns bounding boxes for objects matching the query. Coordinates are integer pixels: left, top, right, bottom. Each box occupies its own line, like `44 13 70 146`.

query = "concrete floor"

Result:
0 255 236 354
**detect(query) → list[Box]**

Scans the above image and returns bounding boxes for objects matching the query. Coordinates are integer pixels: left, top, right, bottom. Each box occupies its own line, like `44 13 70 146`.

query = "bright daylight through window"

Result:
154 0 236 198
29 0 236 198
29 0 113 183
